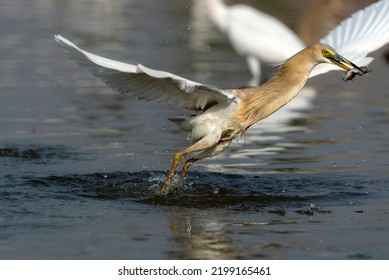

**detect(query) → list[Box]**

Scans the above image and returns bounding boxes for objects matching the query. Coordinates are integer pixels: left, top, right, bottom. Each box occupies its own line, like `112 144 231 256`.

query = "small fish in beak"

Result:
343 66 372 82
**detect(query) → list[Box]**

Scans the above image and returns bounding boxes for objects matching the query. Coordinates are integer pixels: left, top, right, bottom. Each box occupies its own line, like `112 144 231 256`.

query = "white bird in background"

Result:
206 0 389 84
206 0 305 85
55 0 389 193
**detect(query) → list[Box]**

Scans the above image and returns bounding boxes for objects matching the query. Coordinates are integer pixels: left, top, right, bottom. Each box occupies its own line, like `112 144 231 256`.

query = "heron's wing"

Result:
310 0 389 78
54 35 235 111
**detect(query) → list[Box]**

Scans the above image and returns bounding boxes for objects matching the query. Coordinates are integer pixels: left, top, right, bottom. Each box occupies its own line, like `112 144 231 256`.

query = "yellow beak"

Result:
328 53 363 72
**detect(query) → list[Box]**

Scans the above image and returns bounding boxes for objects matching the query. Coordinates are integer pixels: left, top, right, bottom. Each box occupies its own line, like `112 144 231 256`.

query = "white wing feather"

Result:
54 34 235 111
226 5 305 62
310 0 389 78
208 0 304 63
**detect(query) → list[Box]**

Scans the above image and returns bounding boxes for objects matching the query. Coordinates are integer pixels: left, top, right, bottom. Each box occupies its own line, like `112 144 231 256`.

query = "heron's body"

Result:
181 45 323 147
54 0 389 193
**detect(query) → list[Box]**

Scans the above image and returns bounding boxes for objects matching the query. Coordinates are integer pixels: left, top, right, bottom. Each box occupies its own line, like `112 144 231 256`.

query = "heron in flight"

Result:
55 0 388 193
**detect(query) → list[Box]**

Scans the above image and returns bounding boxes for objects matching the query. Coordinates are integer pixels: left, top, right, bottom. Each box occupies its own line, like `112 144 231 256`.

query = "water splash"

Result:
4 171 379 211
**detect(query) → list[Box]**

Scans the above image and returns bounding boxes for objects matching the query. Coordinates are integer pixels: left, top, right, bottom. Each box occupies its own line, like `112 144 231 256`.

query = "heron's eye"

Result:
322 49 330 56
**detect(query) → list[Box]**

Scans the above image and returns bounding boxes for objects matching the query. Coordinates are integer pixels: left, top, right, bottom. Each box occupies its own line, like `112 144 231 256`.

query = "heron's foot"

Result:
176 174 186 190
160 152 186 194
159 178 173 194
160 172 188 194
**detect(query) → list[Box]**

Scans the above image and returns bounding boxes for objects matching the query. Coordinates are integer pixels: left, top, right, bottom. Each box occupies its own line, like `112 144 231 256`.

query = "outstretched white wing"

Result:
310 0 389 78
54 35 235 111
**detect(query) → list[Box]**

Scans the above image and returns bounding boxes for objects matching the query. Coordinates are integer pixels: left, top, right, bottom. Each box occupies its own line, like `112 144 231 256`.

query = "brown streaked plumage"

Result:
55 36 367 193
159 44 364 192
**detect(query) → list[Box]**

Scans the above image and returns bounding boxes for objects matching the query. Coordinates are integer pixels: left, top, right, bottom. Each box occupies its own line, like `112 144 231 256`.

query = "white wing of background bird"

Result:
222 4 305 63
310 0 389 78
206 0 305 84
54 35 235 111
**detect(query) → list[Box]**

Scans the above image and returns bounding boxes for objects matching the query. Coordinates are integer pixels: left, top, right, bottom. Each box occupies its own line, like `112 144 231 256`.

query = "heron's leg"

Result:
160 134 221 193
160 151 186 193
246 56 261 86
178 140 232 183
179 157 198 181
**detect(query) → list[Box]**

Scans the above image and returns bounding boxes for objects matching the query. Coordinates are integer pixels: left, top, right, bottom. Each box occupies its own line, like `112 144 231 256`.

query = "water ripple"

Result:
5 171 382 210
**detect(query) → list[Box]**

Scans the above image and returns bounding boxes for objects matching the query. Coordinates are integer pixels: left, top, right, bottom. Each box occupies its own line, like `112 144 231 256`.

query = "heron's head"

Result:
318 43 362 72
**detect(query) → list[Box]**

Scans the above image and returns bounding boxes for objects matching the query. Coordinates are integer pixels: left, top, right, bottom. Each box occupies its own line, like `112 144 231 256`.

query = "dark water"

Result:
1 0 388 259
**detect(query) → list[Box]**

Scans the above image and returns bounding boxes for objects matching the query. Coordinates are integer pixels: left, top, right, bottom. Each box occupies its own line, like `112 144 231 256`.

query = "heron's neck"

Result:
208 0 228 31
265 54 315 99
238 52 317 127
